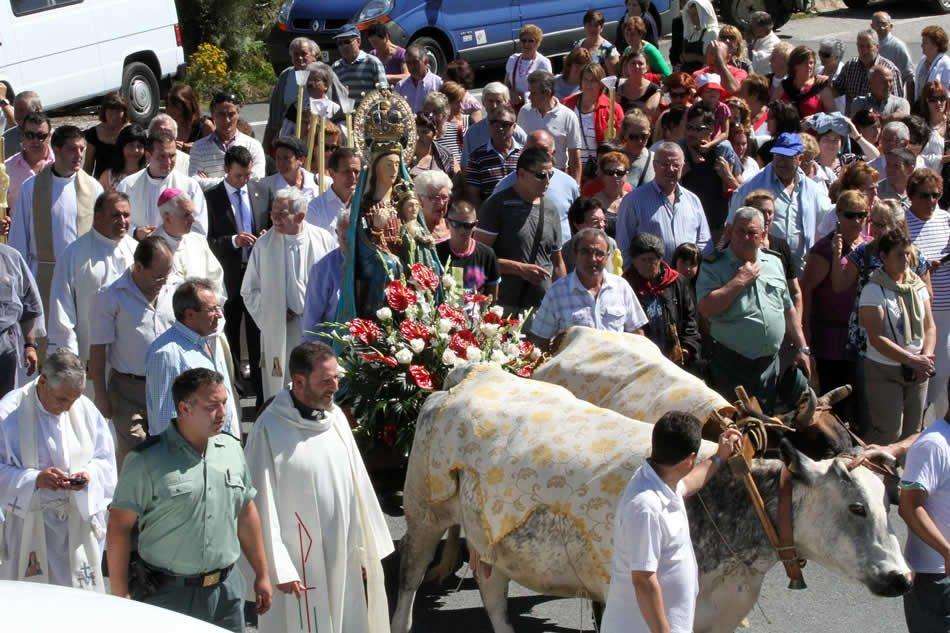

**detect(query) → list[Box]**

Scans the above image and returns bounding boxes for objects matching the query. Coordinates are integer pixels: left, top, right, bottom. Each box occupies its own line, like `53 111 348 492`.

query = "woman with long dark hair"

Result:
98 124 147 191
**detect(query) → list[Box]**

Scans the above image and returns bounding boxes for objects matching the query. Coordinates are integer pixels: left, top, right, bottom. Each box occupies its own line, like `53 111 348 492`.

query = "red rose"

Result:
349 318 382 345
410 263 440 292
437 303 466 328
516 365 534 378
359 351 398 368
400 319 431 343
408 365 434 390
449 329 479 356
518 340 535 358
385 280 417 312
482 310 503 325
382 423 398 447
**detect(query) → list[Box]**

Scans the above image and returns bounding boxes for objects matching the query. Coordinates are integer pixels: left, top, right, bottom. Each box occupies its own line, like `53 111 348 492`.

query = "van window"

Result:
11 0 83 17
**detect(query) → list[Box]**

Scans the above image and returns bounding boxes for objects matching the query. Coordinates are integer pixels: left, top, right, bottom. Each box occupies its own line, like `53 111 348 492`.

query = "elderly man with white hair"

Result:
117 130 208 238
241 188 336 399
0 348 117 591
461 82 528 167
152 188 226 299
264 38 320 153
871 11 914 95
147 114 190 175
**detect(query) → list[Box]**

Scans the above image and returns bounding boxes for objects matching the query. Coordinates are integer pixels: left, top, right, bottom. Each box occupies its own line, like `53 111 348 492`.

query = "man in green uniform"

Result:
107 368 272 632
697 206 811 412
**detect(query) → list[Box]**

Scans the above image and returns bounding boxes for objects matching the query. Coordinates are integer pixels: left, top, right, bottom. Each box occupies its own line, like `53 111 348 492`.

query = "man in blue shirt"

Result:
145 278 240 437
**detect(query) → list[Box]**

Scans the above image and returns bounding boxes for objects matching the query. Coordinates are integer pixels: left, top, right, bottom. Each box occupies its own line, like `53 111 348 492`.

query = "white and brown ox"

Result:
392 364 910 633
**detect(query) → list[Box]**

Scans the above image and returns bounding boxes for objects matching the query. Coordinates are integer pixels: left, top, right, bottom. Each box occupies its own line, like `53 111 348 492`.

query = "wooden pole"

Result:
305 112 318 173
345 112 354 148
317 116 326 196
295 85 306 140
605 86 617 142
0 137 9 244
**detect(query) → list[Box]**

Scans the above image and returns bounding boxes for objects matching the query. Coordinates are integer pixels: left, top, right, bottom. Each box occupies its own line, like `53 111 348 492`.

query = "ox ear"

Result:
779 438 820 485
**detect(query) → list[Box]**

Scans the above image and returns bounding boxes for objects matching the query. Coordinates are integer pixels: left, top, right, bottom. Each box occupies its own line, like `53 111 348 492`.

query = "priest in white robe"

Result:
48 191 137 362
244 341 392 633
9 125 104 308
152 188 226 300
116 130 208 238
0 349 117 591
242 188 336 399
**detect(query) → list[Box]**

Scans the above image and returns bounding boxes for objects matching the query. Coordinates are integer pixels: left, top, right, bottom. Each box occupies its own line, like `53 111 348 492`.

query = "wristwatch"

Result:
799 345 812 356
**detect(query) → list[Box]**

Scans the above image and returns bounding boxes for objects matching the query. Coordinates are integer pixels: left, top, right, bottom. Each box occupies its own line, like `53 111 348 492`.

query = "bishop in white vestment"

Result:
0 350 117 591
152 188 227 299
116 132 208 236
244 342 392 633
48 191 137 361
241 189 335 399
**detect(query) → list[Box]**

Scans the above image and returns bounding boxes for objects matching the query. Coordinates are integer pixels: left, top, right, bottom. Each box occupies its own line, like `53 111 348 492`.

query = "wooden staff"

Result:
317 115 326 195
305 112 318 173
345 112 354 148
604 86 617 142
0 137 9 245
295 84 306 140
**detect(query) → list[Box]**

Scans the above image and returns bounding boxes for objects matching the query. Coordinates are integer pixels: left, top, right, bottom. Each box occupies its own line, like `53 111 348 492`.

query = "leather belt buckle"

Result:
202 571 221 587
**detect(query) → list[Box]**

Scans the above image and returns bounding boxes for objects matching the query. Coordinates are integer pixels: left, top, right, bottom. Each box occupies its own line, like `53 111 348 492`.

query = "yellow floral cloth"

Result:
534 327 734 429
415 363 714 582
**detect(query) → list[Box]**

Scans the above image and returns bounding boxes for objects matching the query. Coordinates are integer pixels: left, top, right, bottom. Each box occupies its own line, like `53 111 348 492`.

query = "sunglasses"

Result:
842 211 868 220
627 132 649 142
603 168 629 177
448 218 477 230
669 90 689 99
520 38 537 44
211 92 240 107
818 51 832 58
928 95 948 102
686 123 711 132
530 169 554 181
490 119 516 128
23 131 49 141
916 191 941 199
719 35 737 42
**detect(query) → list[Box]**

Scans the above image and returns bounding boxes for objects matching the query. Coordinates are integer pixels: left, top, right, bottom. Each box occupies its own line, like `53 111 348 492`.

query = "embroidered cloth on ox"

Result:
533 327 733 428
415 364 713 582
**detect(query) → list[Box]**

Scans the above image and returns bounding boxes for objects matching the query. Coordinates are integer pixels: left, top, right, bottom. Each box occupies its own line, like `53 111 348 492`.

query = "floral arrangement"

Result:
322 263 544 454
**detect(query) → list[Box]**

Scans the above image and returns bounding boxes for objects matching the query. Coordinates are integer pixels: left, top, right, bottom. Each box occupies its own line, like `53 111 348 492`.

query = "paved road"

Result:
238 5 942 631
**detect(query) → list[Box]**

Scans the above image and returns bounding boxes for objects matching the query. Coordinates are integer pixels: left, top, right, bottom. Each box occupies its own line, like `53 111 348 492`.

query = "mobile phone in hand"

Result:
67 476 86 486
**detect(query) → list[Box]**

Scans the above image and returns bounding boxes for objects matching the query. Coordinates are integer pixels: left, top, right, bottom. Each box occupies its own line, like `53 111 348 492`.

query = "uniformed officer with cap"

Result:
107 368 272 631
697 206 811 413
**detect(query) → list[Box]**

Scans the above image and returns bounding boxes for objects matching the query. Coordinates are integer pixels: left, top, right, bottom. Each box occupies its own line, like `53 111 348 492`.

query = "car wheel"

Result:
411 36 448 77
122 61 160 124
721 0 791 31
930 0 950 13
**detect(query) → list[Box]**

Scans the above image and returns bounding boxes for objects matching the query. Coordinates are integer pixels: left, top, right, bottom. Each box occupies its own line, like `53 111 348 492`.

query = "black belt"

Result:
147 562 234 588
709 338 777 373
113 371 146 381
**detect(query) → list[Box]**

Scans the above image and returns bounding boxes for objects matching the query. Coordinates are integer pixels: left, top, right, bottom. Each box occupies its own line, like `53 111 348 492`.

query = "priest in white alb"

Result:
152 187 226 299
47 191 137 363
116 130 208 238
244 341 392 633
9 125 103 309
241 188 336 399
0 349 117 591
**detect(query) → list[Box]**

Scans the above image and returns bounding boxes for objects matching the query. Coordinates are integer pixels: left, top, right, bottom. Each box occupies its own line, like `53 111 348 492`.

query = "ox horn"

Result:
780 388 818 430
817 384 852 408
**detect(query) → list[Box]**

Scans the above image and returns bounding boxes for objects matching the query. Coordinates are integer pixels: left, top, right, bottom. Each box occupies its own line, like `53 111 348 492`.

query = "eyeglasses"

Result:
530 169 555 181
668 90 689 99
719 34 737 42
686 123 711 132
842 211 869 220
818 51 833 58
23 131 49 141
915 191 941 199
490 119 516 128
626 132 649 142
603 168 629 177
928 94 948 103
425 193 451 202
520 38 537 44
448 218 477 230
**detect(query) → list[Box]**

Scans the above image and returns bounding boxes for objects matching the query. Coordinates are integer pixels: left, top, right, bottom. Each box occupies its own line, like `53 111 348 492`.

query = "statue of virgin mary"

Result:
337 89 443 321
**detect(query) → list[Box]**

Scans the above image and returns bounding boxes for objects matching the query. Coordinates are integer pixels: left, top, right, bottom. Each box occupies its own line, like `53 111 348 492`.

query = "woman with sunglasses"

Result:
918 81 949 173
717 25 752 74
562 64 624 179
591 151 632 237
505 24 553 109
421 92 462 175
617 50 661 122
99 123 147 191
651 73 695 143
436 201 500 299
817 38 845 83
562 197 622 274
410 113 453 179
619 111 655 190
800 190 871 421
620 15 671 77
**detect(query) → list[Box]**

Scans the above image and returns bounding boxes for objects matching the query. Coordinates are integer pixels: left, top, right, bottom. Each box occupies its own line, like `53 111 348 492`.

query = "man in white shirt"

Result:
48 191 137 364
747 12 781 76
189 92 266 188
262 136 321 201
899 387 950 633
601 413 740 633
147 113 190 176
87 237 176 467
151 188 226 300
117 131 208 237
516 70 583 183
9 125 104 310
306 147 361 234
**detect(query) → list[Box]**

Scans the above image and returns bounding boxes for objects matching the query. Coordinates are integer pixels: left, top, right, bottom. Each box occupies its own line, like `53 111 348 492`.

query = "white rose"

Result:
395 348 413 365
466 346 482 361
409 338 425 354
442 348 458 365
490 349 508 364
438 318 454 333
418 301 431 317
441 274 456 290
530 347 542 361
490 305 504 317
376 307 393 321
505 343 520 357
480 323 500 338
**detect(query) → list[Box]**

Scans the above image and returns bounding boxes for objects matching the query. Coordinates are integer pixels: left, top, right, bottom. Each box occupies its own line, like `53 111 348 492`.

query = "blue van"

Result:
266 0 676 76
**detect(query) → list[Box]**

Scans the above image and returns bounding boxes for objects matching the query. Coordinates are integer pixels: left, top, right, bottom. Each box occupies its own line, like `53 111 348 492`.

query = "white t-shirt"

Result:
505 52 553 97
901 419 950 574
858 282 929 366
601 462 699 633
517 102 583 171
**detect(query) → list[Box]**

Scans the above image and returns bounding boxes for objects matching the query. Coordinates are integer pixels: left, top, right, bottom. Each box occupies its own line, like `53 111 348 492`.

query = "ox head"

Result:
779 441 911 597
775 387 856 460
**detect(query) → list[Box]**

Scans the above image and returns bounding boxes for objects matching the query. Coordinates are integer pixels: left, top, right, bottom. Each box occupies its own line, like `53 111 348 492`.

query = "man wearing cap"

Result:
871 12 915 96
748 12 780 76
697 206 811 413
833 29 904 112
331 26 388 109
728 132 833 268
190 92 266 188
262 136 321 202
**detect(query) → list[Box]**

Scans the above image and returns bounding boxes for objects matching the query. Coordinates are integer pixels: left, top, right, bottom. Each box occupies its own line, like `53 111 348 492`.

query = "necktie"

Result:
233 188 253 261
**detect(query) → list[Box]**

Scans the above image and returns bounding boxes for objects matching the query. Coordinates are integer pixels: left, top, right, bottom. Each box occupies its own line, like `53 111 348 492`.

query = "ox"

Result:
392 364 910 633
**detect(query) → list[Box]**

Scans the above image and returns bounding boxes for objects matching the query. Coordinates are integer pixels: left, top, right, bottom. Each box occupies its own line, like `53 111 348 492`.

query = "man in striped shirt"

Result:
906 169 950 422
332 26 388 109
464 104 522 204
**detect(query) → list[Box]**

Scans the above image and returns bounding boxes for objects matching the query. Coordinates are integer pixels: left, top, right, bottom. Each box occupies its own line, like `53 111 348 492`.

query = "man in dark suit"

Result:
205 146 272 407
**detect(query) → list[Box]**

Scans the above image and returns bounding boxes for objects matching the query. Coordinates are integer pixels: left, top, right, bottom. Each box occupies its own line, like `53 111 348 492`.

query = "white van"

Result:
0 0 185 123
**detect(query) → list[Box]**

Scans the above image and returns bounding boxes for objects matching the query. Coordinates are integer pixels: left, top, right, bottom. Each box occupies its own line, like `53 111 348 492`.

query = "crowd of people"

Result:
0 3 948 633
